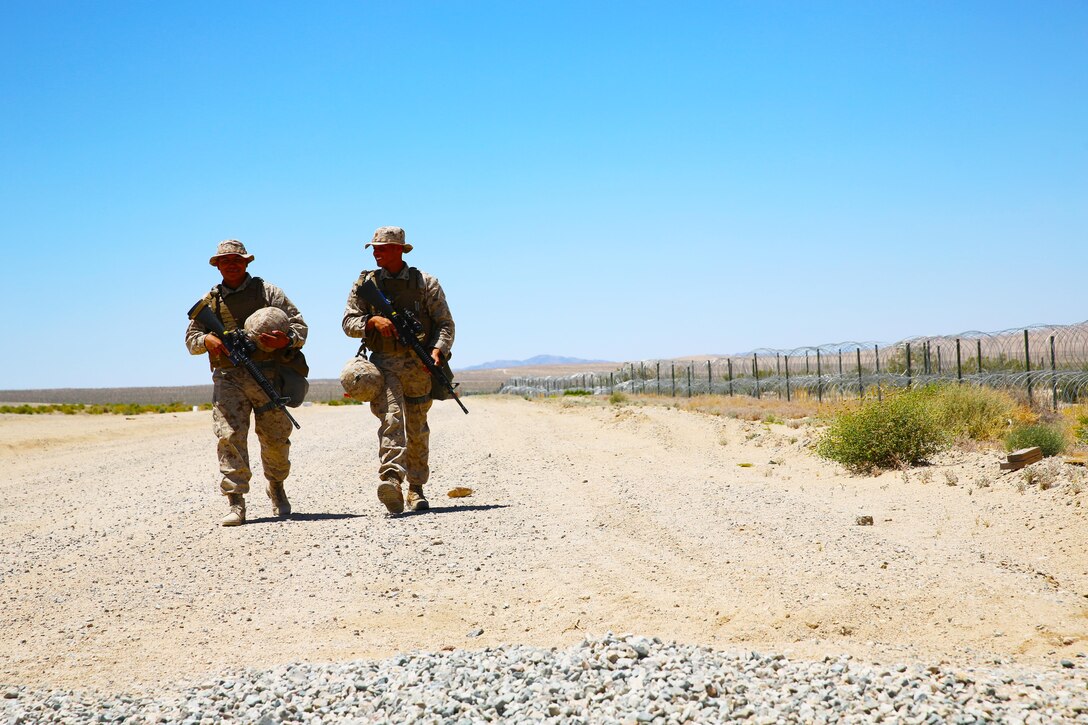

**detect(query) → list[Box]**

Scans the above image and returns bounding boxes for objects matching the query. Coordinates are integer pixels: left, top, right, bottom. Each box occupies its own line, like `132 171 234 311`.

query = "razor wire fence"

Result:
498 322 1088 410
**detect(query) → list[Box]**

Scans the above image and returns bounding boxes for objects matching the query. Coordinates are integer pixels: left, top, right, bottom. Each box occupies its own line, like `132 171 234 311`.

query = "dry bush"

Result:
940 385 1022 440
1021 459 1064 490
908 383 1022 441
1061 403 1088 444
1066 466 1085 495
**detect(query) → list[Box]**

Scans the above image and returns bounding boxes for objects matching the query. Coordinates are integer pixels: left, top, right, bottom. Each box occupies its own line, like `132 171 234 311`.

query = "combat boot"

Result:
267 481 291 518
377 479 404 515
221 494 246 527
406 484 429 512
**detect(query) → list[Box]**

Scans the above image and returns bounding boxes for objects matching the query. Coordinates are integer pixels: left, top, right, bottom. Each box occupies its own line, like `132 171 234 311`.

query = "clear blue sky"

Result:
1 1 1085 389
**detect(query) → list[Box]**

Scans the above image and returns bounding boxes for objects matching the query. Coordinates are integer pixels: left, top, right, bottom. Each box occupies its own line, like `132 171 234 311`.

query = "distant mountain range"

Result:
457 354 614 371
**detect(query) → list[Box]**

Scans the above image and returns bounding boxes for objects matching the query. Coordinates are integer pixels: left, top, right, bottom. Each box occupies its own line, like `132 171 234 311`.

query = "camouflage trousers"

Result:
212 367 294 495
369 352 433 487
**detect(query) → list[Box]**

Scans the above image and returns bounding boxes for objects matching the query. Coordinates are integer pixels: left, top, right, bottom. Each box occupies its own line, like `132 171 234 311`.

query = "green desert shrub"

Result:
326 397 363 406
0 404 43 414
1004 424 1066 457
563 389 592 396
817 389 950 473
609 391 628 405
0 401 200 415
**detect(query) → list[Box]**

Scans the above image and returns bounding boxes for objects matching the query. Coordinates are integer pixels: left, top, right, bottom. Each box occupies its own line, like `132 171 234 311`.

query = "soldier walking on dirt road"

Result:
342 226 456 514
185 240 309 526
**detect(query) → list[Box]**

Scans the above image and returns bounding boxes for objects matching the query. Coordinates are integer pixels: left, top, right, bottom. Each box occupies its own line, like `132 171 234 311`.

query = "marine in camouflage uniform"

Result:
342 226 455 514
185 240 309 526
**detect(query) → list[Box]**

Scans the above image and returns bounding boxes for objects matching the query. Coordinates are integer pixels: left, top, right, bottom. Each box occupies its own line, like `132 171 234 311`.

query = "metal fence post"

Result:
875 344 882 401
727 359 734 397
977 339 983 374
856 347 863 398
686 363 692 398
706 360 712 395
906 343 912 389
956 339 962 384
785 354 791 402
753 354 761 399
670 363 676 397
1051 335 1058 411
816 349 822 403
1024 329 1032 403
656 362 661 395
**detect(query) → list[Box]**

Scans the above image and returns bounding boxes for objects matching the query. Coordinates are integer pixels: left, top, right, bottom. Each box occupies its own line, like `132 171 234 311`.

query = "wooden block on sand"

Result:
1007 447 1043 463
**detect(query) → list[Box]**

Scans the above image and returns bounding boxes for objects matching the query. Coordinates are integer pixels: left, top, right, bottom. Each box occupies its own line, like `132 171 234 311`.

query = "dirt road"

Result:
2 397 1087 691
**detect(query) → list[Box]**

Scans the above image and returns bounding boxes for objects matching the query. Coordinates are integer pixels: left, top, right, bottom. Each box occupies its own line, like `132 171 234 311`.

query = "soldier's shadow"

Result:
246 512 364 525
406 504 510 516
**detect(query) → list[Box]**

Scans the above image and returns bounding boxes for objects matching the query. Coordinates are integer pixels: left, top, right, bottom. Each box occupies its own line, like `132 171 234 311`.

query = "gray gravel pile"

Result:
4 634 1087 723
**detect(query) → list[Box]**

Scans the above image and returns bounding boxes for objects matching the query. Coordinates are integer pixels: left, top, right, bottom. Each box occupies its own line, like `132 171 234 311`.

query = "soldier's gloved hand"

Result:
258 330 291 349
205 333 227 356
366 316 396 338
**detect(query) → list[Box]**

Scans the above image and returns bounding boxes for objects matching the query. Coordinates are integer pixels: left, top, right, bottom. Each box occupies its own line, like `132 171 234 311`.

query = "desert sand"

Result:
2 396 1087 693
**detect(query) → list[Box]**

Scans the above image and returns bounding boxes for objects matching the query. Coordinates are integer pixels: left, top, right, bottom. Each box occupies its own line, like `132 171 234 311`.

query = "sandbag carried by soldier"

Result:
341 226 456 514
184 239 309 526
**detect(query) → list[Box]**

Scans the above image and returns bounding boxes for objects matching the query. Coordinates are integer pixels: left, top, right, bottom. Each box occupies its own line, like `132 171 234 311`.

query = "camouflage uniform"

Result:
342 265 455 493
185 274 308 496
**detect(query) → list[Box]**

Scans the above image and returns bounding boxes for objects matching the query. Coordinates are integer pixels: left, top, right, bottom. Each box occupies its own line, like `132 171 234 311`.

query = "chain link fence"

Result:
499 322 1088 409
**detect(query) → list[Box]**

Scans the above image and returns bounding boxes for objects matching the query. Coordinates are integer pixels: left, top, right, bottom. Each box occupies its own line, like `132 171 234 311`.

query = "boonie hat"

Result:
209 239 255 266
365 226 413 253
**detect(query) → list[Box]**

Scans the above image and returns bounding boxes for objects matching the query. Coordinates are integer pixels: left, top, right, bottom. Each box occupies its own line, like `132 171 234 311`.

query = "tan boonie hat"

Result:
208 239 255 266
365 226 413 253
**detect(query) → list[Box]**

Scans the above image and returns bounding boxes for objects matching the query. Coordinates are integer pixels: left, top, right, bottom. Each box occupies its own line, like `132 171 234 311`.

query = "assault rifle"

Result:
358 279 468 414
187 299 301 429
